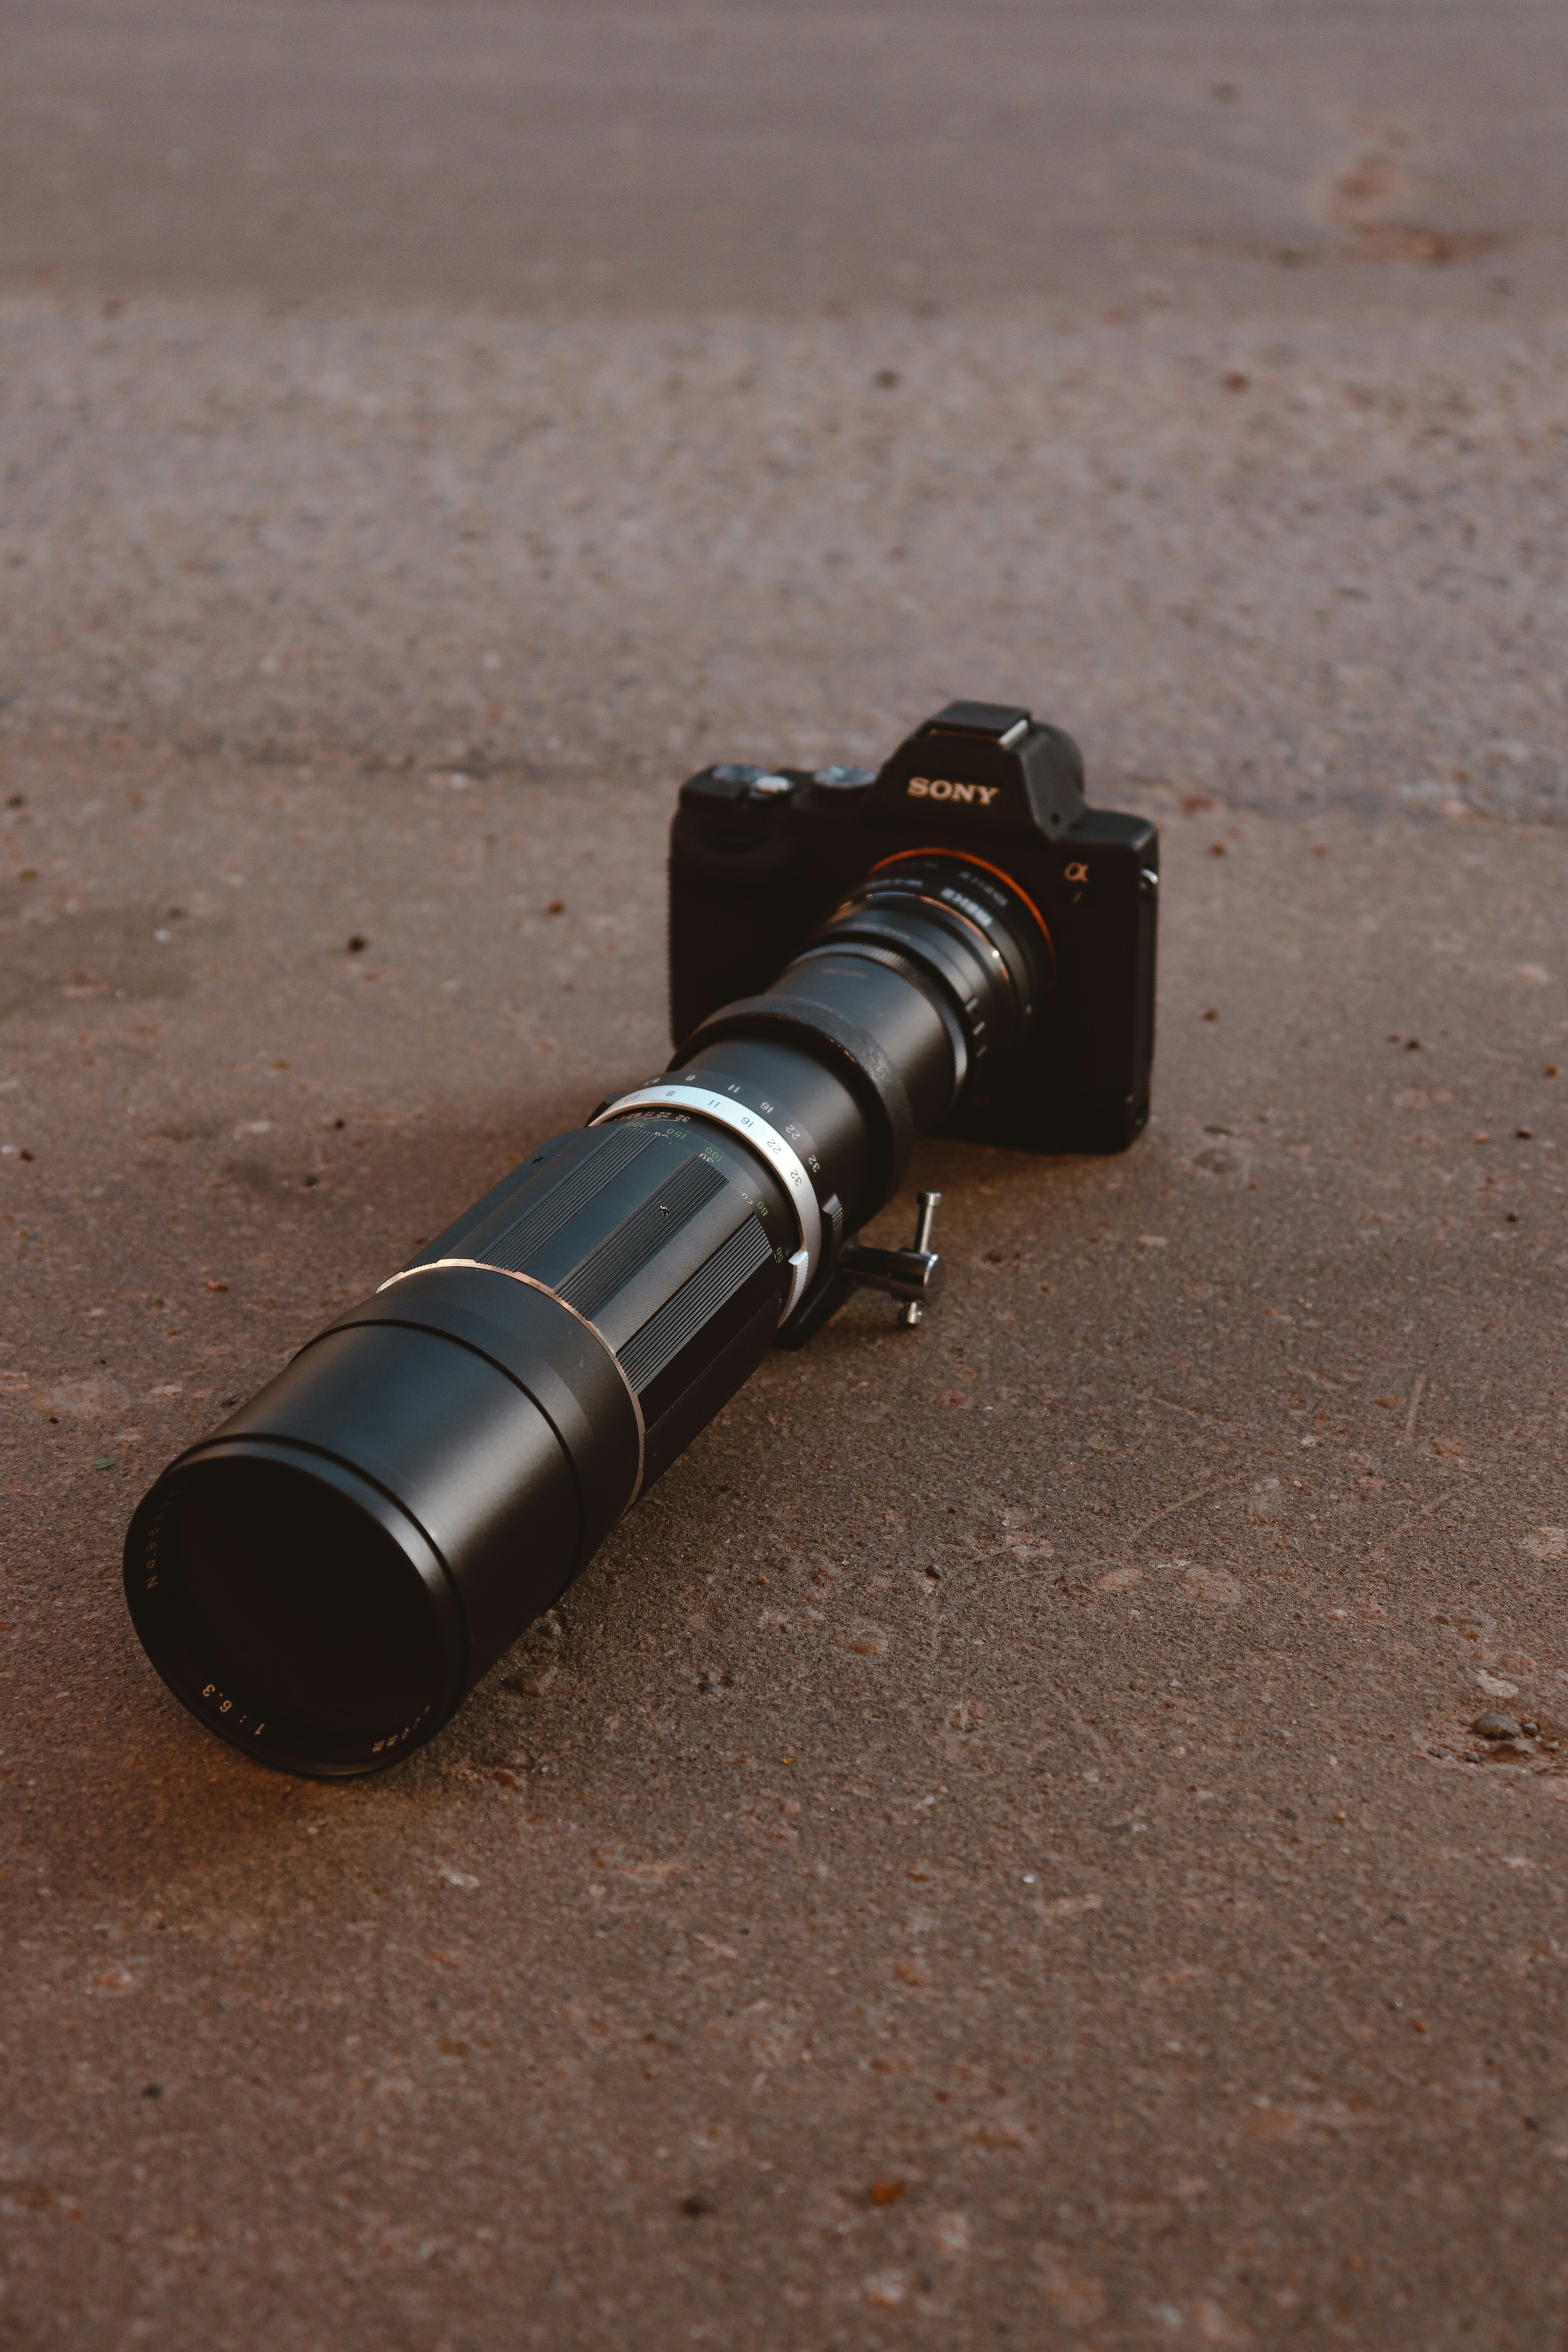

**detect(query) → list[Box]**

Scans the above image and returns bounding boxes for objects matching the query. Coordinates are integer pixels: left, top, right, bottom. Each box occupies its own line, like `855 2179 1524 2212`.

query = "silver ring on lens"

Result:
591 1083 822 1317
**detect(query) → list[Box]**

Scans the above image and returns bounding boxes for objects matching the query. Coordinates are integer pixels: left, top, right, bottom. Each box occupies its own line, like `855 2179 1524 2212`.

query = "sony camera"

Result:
670 699 1158 1160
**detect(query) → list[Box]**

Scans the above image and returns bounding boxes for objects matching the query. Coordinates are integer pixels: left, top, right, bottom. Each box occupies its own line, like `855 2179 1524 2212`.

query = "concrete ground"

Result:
2 3 1567 2345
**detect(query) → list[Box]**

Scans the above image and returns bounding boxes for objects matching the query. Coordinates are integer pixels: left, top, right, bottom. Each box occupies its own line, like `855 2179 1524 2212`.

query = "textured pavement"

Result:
2 5 1568 2348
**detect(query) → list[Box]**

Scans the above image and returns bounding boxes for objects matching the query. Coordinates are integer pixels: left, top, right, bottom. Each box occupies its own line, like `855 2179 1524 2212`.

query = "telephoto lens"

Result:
123 847 1053 1777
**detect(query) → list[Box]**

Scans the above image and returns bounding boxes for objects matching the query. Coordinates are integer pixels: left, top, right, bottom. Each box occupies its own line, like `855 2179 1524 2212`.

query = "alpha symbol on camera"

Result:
1063 861 1090 884
906 777 1000 806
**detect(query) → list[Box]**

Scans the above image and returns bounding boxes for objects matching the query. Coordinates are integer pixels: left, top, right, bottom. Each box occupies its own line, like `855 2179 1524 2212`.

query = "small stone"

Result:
1471 1711 1521 1740
1178 1563 1241 1608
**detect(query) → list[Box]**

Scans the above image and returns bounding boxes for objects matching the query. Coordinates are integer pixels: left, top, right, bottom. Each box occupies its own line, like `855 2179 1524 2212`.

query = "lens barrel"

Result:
124 851 1051 1776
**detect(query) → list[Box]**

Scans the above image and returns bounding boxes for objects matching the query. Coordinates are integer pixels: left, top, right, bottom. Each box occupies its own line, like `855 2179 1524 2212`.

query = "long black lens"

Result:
124 850 1051 1776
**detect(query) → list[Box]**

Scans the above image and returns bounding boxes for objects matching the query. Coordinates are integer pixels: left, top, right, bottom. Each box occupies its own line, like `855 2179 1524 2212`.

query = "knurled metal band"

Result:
589 1082 822 1316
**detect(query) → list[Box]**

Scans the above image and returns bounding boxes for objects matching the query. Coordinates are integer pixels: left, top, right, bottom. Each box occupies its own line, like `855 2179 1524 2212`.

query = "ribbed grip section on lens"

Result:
617 1217 772 1397
480 1123 657 1273
556 1153 727 1322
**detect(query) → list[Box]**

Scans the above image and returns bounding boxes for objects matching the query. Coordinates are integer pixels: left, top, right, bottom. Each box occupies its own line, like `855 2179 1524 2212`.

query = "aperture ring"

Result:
675 995 916 1210
590 1084 822 1316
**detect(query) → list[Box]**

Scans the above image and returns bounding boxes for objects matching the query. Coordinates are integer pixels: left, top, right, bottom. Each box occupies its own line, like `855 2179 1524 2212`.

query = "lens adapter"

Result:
125 846 1053 1775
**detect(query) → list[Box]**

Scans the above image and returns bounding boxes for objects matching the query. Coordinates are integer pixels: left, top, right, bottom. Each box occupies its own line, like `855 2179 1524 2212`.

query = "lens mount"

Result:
808 849 1053 1079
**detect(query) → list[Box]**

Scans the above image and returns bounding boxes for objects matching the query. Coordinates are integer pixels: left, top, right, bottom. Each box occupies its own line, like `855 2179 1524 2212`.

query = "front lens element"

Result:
129 1451 459 1771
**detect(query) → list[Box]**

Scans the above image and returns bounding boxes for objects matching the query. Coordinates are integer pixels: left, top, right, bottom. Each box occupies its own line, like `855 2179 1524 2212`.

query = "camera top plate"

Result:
865 701 1086 838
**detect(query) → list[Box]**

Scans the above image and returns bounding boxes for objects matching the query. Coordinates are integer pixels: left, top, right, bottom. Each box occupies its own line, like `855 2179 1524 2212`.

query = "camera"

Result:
123 700 1158 1779
672 699 1156 1150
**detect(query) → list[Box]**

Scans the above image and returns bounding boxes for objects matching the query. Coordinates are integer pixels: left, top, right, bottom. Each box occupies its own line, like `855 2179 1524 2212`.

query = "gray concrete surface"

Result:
6 0 1566 324
2 4 1568 2346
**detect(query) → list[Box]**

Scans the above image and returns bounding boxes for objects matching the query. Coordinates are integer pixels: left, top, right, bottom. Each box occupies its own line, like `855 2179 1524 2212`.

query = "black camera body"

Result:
669 700 1158 1157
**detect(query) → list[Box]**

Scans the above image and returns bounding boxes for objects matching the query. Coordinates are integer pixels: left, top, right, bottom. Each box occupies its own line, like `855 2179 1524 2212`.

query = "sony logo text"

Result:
906 777 1000 806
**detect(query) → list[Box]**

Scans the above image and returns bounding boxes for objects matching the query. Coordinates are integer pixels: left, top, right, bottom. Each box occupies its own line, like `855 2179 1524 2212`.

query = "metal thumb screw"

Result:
900 1191 942 1325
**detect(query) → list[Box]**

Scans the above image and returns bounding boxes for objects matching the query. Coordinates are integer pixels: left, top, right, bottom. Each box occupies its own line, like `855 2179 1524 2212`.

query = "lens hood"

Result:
124 1264 641 1777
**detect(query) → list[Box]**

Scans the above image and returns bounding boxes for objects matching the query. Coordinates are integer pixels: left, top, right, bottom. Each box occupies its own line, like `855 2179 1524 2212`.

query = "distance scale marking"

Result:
592 1079 825 1319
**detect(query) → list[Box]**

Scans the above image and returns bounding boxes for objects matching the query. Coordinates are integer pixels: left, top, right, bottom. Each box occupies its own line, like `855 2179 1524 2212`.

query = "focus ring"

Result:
590 1083 823 1312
